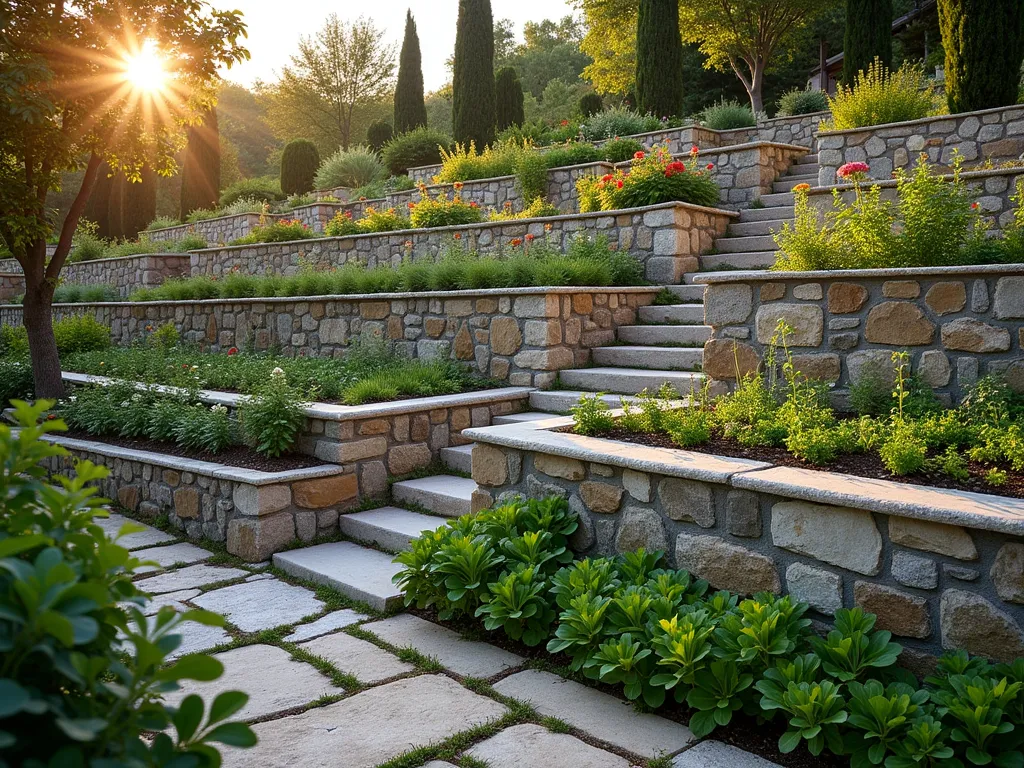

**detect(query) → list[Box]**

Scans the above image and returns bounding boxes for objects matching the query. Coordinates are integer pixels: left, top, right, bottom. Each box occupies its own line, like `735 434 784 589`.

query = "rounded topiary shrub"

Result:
578 92 603 118
381 127 454 176
777 88 829 117
367 120 394 153
280 139 320 195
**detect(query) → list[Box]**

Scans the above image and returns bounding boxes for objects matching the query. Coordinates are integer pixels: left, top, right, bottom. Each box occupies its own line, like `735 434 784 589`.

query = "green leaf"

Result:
205 721 258 747
172 694 205 744
208 691 249 725
56 717 107 741
688 709 718 739
779 729 803 753
160 654 224 682
0 534 48 558
0 679 30 717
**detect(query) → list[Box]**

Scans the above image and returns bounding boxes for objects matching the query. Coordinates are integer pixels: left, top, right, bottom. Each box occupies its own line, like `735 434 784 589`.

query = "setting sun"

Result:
122 41 167 93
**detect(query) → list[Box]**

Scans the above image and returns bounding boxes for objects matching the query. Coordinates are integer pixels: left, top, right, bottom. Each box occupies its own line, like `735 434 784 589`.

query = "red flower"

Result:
227 347 238 356
634 151 645 160
453 181 464 190
971 202 980 209
359 196 367 201
469 201 479 208
510 238 523 246
407 201 415 209
454 233 462 239
601 174 614 182
525 233 535 242
616 180 623 189
560 119 569 126
690 145 699 155
706 163 714 170
182 364 189 369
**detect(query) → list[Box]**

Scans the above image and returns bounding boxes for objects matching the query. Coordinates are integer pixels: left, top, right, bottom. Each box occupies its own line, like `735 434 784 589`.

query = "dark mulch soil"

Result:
574 427 1024 500
62 429 324 472
410 607 846 768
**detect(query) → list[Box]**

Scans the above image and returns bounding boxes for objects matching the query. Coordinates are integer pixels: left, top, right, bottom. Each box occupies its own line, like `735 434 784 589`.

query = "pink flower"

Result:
837 161 870 180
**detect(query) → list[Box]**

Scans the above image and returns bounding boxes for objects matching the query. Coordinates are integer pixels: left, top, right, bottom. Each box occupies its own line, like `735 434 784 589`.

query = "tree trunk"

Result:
22 241 64 399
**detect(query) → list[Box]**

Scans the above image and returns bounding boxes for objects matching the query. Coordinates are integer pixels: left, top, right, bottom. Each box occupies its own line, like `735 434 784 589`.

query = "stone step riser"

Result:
637 304 705 324
758 191 795 207
592 346 704 371
440 444 474 474
773 178 818 193
617 324 711 346
337 507 449 553
273 542 404 612
662 284 705 302
736 205 796 222
728 219 792 237
392 475 476 518
559 367 717 396
715 234 776 253
795 153 819 165
700 251 778 271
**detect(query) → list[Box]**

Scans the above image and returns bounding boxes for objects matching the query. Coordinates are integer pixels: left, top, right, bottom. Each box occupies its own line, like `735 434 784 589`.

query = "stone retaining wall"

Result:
285 203 349 233
408 164 441 184
147 213 264 246
315 186 352 202
816 105 1024 185
62 253 190 297
467 427 1024 661
753 111 827 148
696 265 1024 403
3 287 659 388
0 273 24 301
187 202 735 285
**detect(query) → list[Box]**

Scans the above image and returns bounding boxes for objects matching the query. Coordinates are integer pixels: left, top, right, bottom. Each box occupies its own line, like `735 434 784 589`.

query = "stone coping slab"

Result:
815 104 1020 137
694 263 1024 284
611 140 810 169
46 284 660 309
147 211 262 234
190 201 740 254
62 371 532 421
34 431 343 486
808 166 1024 195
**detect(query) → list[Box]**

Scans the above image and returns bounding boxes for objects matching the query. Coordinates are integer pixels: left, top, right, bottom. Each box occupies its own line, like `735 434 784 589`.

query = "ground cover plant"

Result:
0 400 257 765
314 145 388 190
571 322 1024 499
577 144 720 212
777 88 830 117
229 217 315 245
68 220 206 262
394 494 1024 766
773 154 1024 271
577 107 666 141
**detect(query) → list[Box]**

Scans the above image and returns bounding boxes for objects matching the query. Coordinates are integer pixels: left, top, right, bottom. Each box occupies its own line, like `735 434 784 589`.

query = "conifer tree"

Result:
453 0 497 146
180 107 221 217
939 0 1024 113
842 0 893 85
280 139 320 195
495 67 525 130
395 10 428 133
635 0 685 118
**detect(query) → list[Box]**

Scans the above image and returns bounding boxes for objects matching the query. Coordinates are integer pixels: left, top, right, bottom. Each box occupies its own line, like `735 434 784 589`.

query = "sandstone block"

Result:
941 318 1011 353
622 469 651 502
888 517 978 560
882 281 921 299
232 484 291 517
387 443 432 476
675 534 780 594
786 562 842 614
760 283 785 302
865 302 935 346
535 453 586 481
472 444 509 487
293 474 358 509
994 277 1024 319
791 353 840 382
615 507 668 554
658 478 715 528
702 339 760 380
755 304 823 346
173 487 200 519
854 582 931 639
705 284 753 326
227 512 295 561
771 501 882 575
917 350 951 388
117 485 140 511
580 481 623 514
925 282 967 315
941 589 1024 662
991 543 1024 604
340 437 388 463
793 283 823 301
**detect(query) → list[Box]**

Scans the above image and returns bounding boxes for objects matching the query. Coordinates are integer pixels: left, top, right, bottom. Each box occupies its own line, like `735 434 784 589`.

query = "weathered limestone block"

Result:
534 454 586 481
227 512 296 562
786 562 842 614
658 478 715 528
991 543 1024 604
615 507 667 553
675 534 781 594
725 490 761 538
941 318 1011 353
865 302 935 346
292 474 357 509
940 589 1024 662
472 444 509 487
993 277 1024 319
702 339 760 380
854 582 931 639
755 304 823 346
580 481 623 514
917 350 951 387
621 469 651 502
771 501 882 575
705 284 753 326
888 517 978 560
387 443 432 476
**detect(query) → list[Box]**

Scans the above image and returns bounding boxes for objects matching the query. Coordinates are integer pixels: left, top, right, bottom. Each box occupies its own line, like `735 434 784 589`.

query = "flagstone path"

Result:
107 511 782 768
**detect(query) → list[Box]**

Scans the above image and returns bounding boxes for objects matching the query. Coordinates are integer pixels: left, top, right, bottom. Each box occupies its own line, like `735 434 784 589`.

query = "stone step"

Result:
736 204 795 222
392 475 476 518
272 541 404 611
638 304 705 324
780 167 820 179
795 153 819 165
728 218 792 237
715 234 776 253
492 412 557 425
759 191 795 207
662 284 705 302
337 506 449 553
701 250 779 271
559 367 714 397
773 174 818 192
592 345 703 371
530 390 689 413
440 443 474 474
618 324 711 346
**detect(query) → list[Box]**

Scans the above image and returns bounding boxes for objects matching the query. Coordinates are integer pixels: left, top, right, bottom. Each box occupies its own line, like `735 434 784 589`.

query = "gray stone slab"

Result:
134 565 249 594
467 724 630 768
273 542 404 611
363 614 523 678
337 506 449 553
166 621 232 659
133 542 213 574
298 632 414 684
391 475 476 518
136 588 201 615
493 669 692 758
223 675 507 768
97 512 176 549
165 644 340 721
192 579 324 633
673 741 782 767
284 609 367 642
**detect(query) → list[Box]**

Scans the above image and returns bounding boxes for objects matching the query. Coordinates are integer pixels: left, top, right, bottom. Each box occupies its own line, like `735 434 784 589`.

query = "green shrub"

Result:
145 215 180 231
315 145 387 190
238 366 307 457
578 91 603 118
175 233 209 251
0 358 33 405
53 283 118 303
436 140 530 183
409 188 485 228
218 195 267 216
699 99 756 130
219 176 284 208
824 59 938 131
52 314 111 354
70 219 108 262
600 137 645 164
280 138 321 195
285 193 315 210
381 127 454 176
541 141 602 169
0 400 256 765
577 144 720 211
579 107 662 141
231 218 315 245
776 88 830 117
367 120 394 152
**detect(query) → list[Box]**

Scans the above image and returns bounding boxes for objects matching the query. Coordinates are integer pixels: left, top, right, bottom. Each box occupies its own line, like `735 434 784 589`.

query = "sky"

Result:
219 0 577 92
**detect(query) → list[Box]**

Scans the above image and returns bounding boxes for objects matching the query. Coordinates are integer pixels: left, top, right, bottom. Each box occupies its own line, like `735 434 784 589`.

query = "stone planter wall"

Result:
0 273 25 301
466 426 1024 661
285 203 349 233
3 287 659 388
39 432 352 561
752 111 827 149
816 105 1024 185
186 202 736 285
315 186 352 202
0 258 19 272
696 266 1024 403
62 253 191 297
408 164 442 184
147 213 264 246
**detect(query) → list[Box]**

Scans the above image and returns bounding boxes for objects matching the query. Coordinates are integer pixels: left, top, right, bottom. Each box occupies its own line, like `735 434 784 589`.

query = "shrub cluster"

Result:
381 127 454 176
823 59 939 131
323 206 412 236
577 144 720 212
219 176 285 208
69 221 206 263
396 494 1024 764
776 87 830 117
229 218 315 245
314 145 387 190
1 314 110 358
698 98 756 130
408 185 484 228
577 107 665 141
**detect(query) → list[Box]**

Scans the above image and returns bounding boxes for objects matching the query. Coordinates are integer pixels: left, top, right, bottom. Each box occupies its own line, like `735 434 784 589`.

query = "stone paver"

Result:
284 609 367 642
166 621 232 659
298 632 414 684
133 542 213 573
494 669 692 758
673 741 782 767
97 512 177 549
137 588 201 615
467 724 630 768
224 675 507 768
362 614 523 678
165 644 340 721
192 579 324 633
135 564 248 594
273 542 403 611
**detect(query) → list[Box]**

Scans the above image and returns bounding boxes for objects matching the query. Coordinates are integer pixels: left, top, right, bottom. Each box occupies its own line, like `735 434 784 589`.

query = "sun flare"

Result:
122 41 167 94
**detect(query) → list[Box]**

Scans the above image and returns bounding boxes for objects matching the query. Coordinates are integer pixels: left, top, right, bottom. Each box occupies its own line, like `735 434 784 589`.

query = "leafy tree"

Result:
939 0 1024 113
579 91 604 117
263 14 396 152
495 67 526 130
843 0 894 85
0 0 247 398
218 81 279 178
453 0 497 146
636 0 685 117
180 106 221 217
395 10 428 133
279 139 320 195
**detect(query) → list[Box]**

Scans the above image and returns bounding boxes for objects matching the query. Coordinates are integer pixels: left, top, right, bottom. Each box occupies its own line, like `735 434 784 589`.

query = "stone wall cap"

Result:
809 166 1024 194
733 465 1024 536
694 264 1024 284
287 202 348 212
758 110 830 125
612 141 810 169
56 251 191 267
817 104 1023 137
147 211 263 233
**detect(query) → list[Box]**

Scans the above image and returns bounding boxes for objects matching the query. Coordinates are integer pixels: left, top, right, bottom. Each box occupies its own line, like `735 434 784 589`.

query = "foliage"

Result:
570 393 616 435
0 400 256 765
437 140 531 183
315 145 388 190
453 0 498 147
495 67 526 131
579 91 604 118
381 127 454 176
636 0 685 118
219 175 285 207
280 138 321 195
145 215 181 231
230 218 314 245
579 107 663 141
237 367 307 457
777 87 830 116
599 137 646 164
843 0 893 86
180 107 220 217
51 283 119 304
285 194 315 210
488 197 561 221
823 60 938 131
408 187 486 228
577 144 720 211
699 99 757 130
395 10 428 134
366 120 394 153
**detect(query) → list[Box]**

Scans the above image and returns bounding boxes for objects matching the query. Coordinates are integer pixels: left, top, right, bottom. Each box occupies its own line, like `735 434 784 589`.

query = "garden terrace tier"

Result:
146 203 349 246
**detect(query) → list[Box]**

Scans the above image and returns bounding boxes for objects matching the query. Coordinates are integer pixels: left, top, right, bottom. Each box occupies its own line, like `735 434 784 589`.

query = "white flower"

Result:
211 404 228 415
271 367 285 378
120 401 130 408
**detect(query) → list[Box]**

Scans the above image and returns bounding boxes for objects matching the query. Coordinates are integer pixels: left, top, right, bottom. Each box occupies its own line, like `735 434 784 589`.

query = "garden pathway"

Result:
105 512 783 768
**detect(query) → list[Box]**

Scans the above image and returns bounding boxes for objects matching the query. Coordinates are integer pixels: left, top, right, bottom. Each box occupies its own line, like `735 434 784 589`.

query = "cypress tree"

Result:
395 11 428 133
939 0 1024 113
842 0 893 85
366 120 394 152
280 139 320 195
452 0 497 147
118 166 157 240
495 67 525 131
180 107 221 217
83 163 114 239
635 0 685 118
